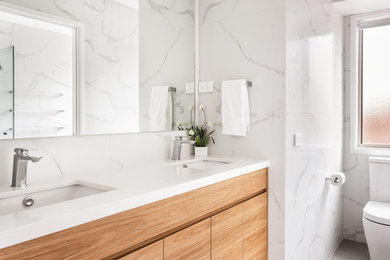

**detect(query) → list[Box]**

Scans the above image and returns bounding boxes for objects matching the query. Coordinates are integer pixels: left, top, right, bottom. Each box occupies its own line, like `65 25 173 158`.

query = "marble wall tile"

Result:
0 130 187 185
342 16 370 244
138 0 195 132
0 0 195 135
199 1 286 259
0 0 140 135
285 1 344 260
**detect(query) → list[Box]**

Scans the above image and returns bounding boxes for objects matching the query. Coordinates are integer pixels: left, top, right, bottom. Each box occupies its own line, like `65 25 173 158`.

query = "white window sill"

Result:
351 146 390 156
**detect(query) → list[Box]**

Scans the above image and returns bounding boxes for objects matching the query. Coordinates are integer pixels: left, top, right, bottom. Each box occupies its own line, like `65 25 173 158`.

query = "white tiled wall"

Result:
342 16 370 244
198 0 286 259
198 0 344 259
0 130 187 185
285 0 344 259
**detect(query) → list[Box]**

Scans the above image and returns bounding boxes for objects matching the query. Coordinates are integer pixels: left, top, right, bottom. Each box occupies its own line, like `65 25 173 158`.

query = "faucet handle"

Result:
14 148 29 156
14 148 43 162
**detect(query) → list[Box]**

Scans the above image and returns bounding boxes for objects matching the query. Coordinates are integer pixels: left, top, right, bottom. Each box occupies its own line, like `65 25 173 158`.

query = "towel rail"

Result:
220 80 252 87
168 87 176 93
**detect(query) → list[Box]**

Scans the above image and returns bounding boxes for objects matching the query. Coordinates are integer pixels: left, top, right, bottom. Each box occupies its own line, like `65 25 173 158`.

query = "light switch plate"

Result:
294 133 303 147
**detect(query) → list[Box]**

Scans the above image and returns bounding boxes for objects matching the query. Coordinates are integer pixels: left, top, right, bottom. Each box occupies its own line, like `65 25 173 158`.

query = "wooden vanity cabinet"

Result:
210 193 268 260
0 168 268 260
125 193 268 260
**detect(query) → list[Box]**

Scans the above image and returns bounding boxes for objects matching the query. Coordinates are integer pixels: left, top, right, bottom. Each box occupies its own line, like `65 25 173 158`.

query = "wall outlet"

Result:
199 81 214 93
185 81 214 94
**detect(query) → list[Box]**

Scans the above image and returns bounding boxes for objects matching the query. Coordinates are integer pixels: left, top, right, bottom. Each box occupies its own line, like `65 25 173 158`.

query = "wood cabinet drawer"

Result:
120 240 163 260
164 219 211 260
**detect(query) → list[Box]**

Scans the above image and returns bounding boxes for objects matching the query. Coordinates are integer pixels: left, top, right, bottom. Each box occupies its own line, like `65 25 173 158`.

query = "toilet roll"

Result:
328 172 346 187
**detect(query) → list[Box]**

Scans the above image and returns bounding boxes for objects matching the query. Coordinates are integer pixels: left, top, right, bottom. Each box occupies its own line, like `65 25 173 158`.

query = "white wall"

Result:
342 16 370 243
285 0 344 259
0 130 187 185
198 0 286 259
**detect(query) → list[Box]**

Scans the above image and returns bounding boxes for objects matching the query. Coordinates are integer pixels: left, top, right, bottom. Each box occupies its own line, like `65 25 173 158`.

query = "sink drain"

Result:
23 197 34 207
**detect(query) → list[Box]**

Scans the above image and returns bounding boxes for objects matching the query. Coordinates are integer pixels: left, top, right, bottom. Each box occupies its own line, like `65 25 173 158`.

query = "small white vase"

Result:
195 147 208 157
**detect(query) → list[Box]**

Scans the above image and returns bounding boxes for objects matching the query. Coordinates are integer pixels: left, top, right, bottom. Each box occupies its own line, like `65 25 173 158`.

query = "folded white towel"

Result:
150 86 173 131
221 79 251 136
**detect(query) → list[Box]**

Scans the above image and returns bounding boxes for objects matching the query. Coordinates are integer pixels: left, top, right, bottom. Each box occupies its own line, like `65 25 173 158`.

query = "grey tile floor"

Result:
331 239 370 260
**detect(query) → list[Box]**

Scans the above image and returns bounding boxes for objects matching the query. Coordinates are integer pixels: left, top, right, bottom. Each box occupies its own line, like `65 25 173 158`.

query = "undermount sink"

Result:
181 160 231 170
0 182 115 216
165 158 233 170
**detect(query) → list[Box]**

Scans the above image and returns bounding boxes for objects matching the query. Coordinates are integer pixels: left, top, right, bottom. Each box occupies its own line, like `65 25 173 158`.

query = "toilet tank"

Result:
369 157 390 202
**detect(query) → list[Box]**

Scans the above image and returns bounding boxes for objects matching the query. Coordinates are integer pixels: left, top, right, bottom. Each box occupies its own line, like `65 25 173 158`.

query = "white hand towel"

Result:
150 86 173 131
221 79 250 136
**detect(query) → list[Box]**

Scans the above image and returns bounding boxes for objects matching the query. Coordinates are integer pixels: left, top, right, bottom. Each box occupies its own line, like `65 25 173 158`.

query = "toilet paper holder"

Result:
326 176 341 184
325 172 346 186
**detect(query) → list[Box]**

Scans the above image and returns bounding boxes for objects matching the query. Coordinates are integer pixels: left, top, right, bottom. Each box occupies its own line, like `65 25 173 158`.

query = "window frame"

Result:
350 9 390 154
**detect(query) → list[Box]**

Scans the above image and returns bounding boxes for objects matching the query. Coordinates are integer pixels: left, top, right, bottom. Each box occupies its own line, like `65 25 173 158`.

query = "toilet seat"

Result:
364 201 390 225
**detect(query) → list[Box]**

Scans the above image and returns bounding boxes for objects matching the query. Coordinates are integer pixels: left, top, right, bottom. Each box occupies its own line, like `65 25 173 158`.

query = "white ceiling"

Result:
112 0 138 10
333 0 390 15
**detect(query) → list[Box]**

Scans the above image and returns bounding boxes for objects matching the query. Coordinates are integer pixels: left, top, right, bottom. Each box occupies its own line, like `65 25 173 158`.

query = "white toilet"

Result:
363 157 390 260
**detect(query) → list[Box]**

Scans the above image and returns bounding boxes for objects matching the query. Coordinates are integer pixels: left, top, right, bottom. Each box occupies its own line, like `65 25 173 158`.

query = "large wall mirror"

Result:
0 0 196 139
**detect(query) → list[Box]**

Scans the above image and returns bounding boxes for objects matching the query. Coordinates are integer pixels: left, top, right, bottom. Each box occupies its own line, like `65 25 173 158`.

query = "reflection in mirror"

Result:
0 4 78 139
81 0 195 135
0 0 195 139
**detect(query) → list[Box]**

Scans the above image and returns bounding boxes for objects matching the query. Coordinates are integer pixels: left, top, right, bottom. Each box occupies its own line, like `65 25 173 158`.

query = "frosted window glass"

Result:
361 25 390 145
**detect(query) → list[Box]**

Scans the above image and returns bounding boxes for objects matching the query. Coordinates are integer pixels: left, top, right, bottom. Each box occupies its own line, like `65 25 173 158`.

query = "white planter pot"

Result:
195 147 208 157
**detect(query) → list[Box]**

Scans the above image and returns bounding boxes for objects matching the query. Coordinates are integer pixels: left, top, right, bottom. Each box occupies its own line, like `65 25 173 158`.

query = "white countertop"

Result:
0 156 269 249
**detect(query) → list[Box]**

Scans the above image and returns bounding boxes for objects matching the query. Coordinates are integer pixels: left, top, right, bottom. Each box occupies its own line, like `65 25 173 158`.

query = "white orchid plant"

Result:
176 105 215 147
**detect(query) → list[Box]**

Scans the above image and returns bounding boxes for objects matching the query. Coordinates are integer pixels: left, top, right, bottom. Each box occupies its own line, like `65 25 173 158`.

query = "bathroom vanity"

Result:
0 158 269 259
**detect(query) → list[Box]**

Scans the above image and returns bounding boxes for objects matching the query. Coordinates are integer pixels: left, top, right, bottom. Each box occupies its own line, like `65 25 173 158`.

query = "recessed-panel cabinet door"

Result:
243 193 268 260
211 203 243 260
164 218 211 260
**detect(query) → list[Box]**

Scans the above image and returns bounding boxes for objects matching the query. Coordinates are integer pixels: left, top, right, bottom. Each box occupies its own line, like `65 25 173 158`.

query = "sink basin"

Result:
181 160 230 170
180 159 232 170
0 182 114 216
166 158 233 169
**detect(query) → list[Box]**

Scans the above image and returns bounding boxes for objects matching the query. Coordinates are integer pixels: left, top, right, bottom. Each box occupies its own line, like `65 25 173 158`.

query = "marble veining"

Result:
1 0 195 135
342 16 370 244
285 0 344 260
199 1 286 259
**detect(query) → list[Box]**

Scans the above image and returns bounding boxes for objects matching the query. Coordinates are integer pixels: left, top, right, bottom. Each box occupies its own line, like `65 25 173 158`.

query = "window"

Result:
351 11 390 149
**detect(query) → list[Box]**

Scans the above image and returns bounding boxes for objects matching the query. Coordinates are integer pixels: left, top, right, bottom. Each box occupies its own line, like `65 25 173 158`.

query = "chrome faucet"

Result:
11 148 43 188
171 136 195 161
